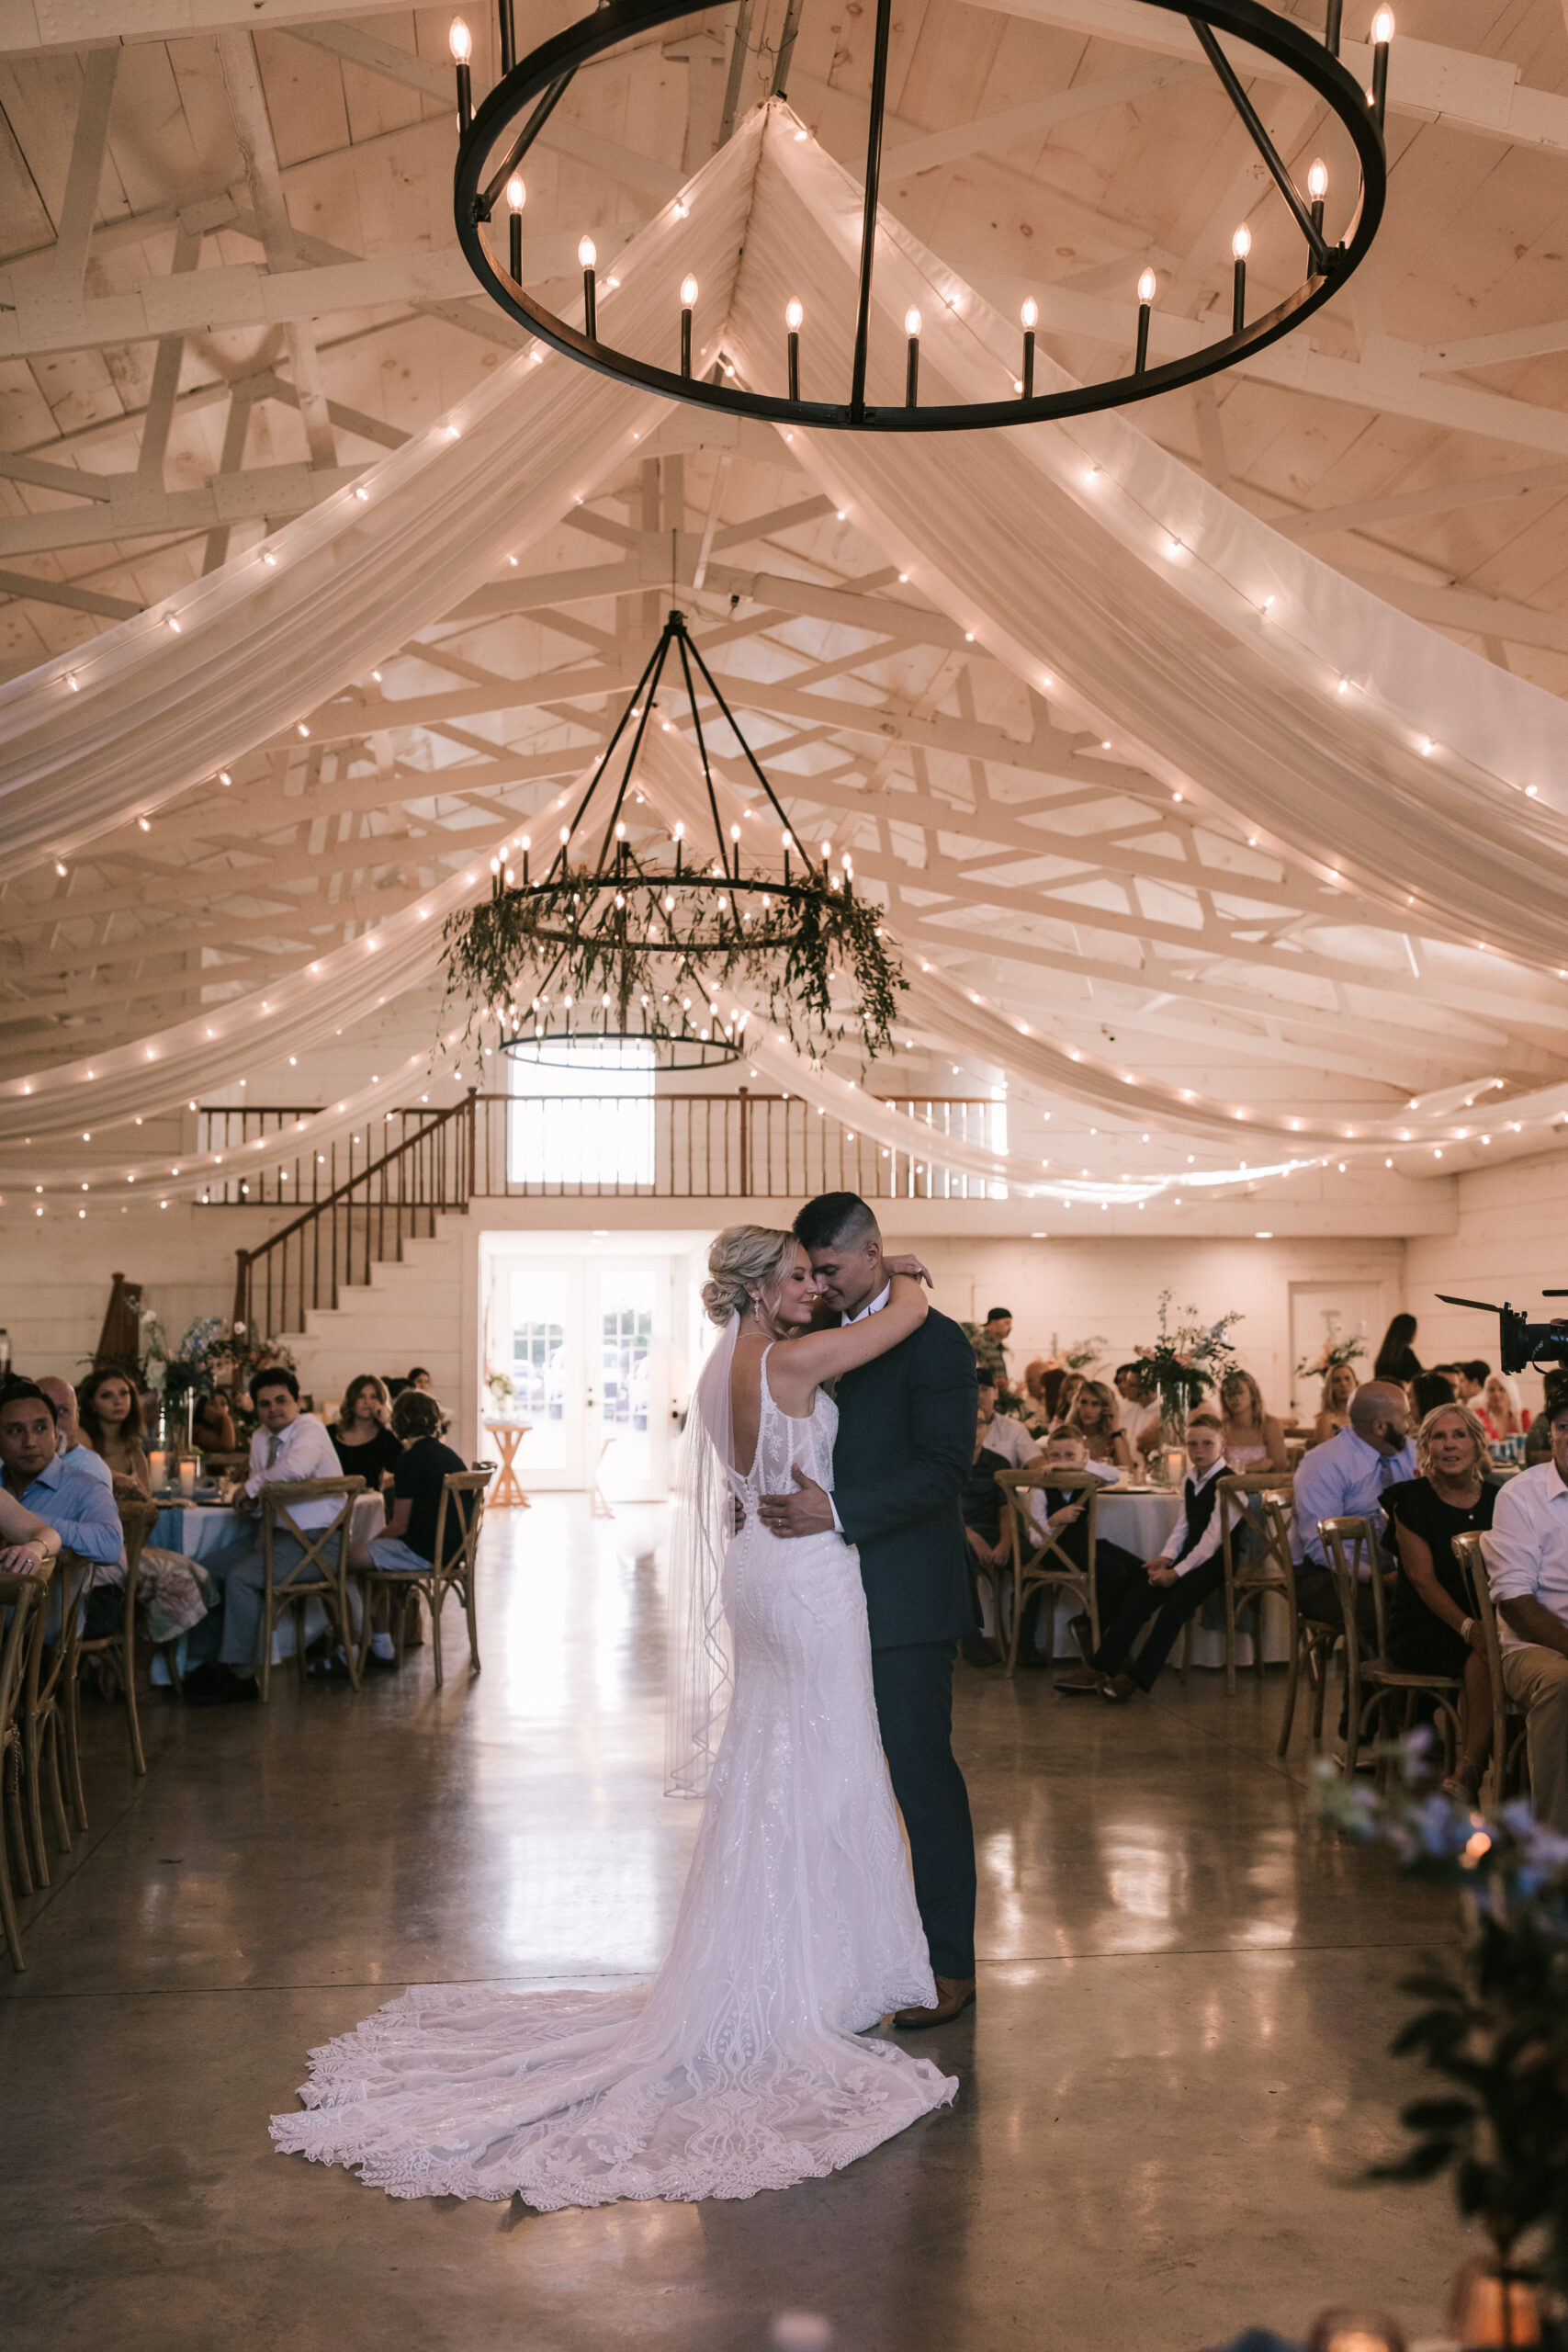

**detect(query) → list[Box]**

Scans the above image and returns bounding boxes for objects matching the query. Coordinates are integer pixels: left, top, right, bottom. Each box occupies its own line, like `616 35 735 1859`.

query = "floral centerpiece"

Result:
485 1369 516 1413
1295 1331 1367 1384
1135 1291 1243 1480
165 1317 296 1443
1061 1334 1109 1374
1317 1745 1568 2335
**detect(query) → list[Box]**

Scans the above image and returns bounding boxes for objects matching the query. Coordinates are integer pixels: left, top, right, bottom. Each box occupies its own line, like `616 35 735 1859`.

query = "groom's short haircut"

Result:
794 1191 880 1253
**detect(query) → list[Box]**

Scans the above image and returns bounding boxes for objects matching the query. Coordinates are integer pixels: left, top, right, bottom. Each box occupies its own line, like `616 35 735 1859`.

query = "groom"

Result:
757 1191 979 2028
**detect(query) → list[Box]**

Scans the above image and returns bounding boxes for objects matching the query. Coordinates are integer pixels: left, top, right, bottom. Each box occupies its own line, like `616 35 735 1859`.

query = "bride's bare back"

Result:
728 1250 930 1480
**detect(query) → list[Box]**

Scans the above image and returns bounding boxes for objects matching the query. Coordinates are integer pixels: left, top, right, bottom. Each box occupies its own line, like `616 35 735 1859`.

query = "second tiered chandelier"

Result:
450 0 1388 432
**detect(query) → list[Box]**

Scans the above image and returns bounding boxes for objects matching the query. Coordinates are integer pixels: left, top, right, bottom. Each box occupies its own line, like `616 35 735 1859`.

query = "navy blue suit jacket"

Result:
831 1306 977 1651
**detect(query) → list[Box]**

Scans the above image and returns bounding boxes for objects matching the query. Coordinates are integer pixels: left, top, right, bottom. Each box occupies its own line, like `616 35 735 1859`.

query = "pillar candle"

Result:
149 1448 167 1488
178 1457 197 1497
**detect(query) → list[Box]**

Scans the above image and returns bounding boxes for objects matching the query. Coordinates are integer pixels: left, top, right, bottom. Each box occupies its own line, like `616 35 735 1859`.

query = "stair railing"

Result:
233 1091 476 1338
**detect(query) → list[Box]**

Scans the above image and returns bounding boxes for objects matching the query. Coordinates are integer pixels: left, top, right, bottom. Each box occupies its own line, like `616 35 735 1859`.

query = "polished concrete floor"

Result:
5 1500 1461 2352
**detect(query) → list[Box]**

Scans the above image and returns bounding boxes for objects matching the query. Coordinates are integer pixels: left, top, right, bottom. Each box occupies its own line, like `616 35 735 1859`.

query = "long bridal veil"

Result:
665 1311 739 1798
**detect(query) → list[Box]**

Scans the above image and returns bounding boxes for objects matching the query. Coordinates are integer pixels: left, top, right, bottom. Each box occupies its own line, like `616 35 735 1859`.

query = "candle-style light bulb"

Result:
904 306 922 337
1019 295 1037 399
578 235 597 269
679 274 697 375
450 17 473 128
580 236 597 337
1231 225 1249 334
1135 267 1156 374
903 307 921 409
784 296 803 397
1307 159 1327 199
1371 8 1393 125
505 176 525 277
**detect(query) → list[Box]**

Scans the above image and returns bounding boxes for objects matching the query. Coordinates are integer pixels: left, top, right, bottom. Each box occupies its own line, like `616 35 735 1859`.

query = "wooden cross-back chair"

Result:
1 1569 46 1971
17 1548 94 1888
995 1467 1103 1677
1452 1530 1530 1813
358 1469 493 1688
1218 1473 1294 1695
1270 1497 1345 1759
72 1503 159 1801
1319 1513 1465 1781
257 1477 365 1701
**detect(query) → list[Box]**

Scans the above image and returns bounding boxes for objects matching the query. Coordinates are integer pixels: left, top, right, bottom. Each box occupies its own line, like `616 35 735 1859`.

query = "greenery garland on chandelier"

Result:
442 608 907 1068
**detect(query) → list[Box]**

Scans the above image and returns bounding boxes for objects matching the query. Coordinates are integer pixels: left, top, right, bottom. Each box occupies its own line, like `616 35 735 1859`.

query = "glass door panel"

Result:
592 1264 668 1500
509 1267 579 1478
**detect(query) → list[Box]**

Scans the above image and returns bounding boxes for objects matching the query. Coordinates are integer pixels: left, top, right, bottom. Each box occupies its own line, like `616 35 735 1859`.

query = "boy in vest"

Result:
1075 1410 1230 1702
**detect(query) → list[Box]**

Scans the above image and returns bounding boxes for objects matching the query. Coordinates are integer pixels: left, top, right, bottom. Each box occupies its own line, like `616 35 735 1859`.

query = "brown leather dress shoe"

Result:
892 1975 977 2030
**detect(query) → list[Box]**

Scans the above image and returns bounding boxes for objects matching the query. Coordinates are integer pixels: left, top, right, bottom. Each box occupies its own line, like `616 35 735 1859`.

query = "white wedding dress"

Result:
270 1348 956 2207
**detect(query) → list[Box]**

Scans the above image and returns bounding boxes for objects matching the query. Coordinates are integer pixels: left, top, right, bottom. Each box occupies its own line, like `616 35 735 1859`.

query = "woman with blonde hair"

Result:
274 1209 963 2206
1219 1369 1289 1472
1063 1378 1134 1472
1382 1401 1499 1802
1314 1360 1357 1445
1478 1370 1531 1441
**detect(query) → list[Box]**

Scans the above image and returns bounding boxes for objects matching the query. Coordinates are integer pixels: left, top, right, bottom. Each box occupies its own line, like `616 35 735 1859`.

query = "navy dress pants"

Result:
870 1640 977 1980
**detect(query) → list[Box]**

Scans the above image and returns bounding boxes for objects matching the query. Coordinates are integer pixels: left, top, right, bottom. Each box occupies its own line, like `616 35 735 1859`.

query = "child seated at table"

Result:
1056 1412 1231 1701
1016 1427 1143 1671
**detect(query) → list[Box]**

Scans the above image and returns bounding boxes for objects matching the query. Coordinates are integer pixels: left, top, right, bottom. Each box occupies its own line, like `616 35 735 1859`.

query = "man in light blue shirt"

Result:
1291 1380 1416 1653
0 1380 125 1637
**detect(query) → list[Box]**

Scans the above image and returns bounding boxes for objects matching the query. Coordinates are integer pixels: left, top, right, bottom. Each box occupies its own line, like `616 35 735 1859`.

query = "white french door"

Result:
505 1256 672 1498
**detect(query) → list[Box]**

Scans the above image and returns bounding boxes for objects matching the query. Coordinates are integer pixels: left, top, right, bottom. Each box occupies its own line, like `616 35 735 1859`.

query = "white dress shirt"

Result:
1158 1456 1230 1577
1484 1460 1568 1653
243 1412 344 1530
1290 1423 1417 1570
979 1410 1040 1470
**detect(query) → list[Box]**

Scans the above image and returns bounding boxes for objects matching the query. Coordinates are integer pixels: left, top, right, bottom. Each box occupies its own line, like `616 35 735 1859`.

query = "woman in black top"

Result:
330 1373 401 1492
1373 1311 1423 1386
1382 1400 1497 1802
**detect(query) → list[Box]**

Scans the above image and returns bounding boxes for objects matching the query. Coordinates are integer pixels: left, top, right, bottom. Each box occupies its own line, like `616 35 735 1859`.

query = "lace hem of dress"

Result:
269 1982 957 2210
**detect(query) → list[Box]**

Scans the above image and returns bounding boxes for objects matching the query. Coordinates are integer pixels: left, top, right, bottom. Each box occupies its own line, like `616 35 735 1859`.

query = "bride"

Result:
271 1225 957 2207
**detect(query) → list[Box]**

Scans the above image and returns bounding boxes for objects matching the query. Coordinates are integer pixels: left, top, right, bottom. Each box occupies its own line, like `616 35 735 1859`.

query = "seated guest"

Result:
330 1374 401 1490
1019 1359 1054 1436
0 1484 62 1575
1413 1369 1461 1421
1006 1425 1143 1681
958 1392 1021 1667
1484 1376 1568 1831
191 1392 237 1453
1289 1380 1416 1653
1062 1378 1134 1473
0 1380 123 1630
1457 1361 1491 1410
975 1369 1041 1472
406 1366 434 1395
1114 1363 1162 1464
1072 1411 1231 1702
1479 1371 1531 1442
1313 1361 1358 1445
1051 1370 1085 1430
347 1391 468 1669
76 1366 213 1645
1382 1401 1497 1804
1525 1416 1554 1467
1218 1370 1289 1472
184 1368 344 1706
1430 1364 1464 1396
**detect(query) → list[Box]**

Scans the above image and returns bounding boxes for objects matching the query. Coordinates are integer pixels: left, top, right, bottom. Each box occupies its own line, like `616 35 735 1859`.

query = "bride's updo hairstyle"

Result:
702 1226 800 1326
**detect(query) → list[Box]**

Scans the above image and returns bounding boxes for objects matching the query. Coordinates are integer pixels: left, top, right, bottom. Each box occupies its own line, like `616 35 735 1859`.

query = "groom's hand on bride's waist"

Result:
757 1470 835 1538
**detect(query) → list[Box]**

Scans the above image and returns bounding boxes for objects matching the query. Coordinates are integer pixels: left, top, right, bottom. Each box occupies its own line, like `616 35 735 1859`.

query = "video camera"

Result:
1438 1292 1568 1376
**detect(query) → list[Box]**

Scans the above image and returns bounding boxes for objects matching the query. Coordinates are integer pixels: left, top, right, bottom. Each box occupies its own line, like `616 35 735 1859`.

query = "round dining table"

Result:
150 1490 388 1679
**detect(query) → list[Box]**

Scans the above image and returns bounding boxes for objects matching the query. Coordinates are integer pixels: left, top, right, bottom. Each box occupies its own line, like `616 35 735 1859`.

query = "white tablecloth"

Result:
152 1491 386 1675
990 1484 1292 1669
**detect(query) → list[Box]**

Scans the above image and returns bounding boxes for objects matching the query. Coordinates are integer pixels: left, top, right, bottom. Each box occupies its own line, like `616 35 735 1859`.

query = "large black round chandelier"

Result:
450 0 1388 432
442 608 907 1069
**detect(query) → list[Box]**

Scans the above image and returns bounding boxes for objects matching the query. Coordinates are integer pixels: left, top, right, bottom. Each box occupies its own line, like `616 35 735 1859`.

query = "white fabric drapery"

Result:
7 101 1568 1180
0 112 767 870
